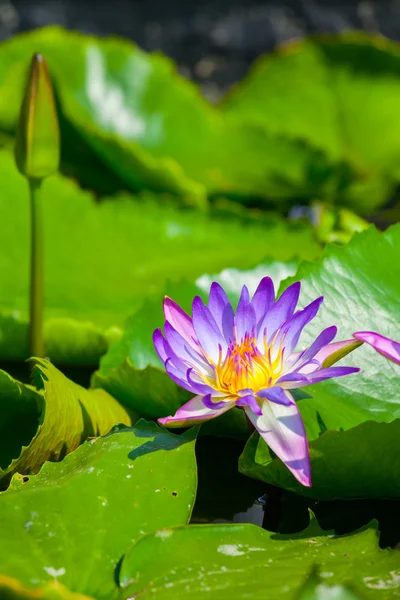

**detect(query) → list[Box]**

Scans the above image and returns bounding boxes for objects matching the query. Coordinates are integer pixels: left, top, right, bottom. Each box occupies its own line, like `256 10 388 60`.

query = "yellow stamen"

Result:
204 333 285 397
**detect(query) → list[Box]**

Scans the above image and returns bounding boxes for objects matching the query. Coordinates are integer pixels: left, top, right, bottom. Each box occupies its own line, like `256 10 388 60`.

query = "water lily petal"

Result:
192 296 227 362
187 369 224 397
252 276 275 325
235 394 262 415
158 394 235 427
314 338 362 368
165 359 211 395
153 328 191 376
289 326 337 370
164 321 211 375
259 384 304 402
257 282 301 345
163 296 196 348
208 282 235 342
353 331 400 365
304 366 360 385
153 328 169 363
277 296 324 354
245 392 311 487
202 393 233 410
235 285 256 341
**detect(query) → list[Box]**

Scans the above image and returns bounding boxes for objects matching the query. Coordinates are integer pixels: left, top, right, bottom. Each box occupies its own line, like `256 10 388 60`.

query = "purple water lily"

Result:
353 331 400 365
153 278 360 487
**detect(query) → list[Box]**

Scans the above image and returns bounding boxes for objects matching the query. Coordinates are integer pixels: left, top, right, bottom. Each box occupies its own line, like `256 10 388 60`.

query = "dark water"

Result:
192 436 400 548
3 0 400 100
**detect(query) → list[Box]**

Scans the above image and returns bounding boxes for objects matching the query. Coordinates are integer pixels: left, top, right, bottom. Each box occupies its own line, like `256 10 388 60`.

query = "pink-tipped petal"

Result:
353 331 400 365
163 296 197 348
314 338 363 368
158 395 235 428
245 391 311 487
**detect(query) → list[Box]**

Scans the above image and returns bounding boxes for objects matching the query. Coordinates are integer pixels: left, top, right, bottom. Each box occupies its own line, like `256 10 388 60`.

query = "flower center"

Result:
206 333 285 397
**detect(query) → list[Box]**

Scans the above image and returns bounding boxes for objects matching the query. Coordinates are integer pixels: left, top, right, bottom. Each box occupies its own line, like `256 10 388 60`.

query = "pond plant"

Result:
0 27 399 600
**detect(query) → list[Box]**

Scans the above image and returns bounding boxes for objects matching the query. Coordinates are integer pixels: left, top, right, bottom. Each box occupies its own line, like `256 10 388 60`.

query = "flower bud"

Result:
15 53 60 180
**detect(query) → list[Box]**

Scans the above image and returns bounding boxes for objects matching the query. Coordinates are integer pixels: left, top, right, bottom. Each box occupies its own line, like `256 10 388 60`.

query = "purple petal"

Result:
164 321 211 375
257 282 301 345
353 331 400 366
252 277 275 324
158 394 235 428
192 296 227 362
235 394 262 416
187 368 223 396
314 339 363 368
153 327 191 375
276 372 313 388
278 297 324 355
153 328 169 363
163 297 196 348
208 282 235 343
202 393 231 410
235 285 256 342
257 386 295 406
165 358 214 394
291 326 337 369
304 366 360 385
245 392 311 487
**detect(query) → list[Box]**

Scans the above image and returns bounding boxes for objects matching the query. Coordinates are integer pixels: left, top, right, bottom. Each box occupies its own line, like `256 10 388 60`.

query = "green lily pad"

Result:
92 261 303 431
222 32 400 212
240 420 400 500
0 358 131 487
0 421 197 599
0 149 320 364
240 225 400 498
283 225 400 428
297 569 362 600
0 26 363 205
118 520 400 599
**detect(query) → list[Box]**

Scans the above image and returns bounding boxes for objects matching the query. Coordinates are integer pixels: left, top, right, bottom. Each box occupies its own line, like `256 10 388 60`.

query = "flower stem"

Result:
29 178 44 357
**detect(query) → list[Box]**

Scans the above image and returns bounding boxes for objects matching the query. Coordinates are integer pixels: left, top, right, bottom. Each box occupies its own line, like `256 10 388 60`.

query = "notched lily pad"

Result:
118 519 400 599
0 358 131 487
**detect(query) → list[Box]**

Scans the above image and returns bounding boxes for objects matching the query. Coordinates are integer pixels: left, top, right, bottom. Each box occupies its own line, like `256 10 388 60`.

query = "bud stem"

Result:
29 178 44 357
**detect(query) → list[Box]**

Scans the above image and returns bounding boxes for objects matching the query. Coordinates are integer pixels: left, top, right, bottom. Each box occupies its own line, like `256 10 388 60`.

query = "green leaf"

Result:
0 358 131 487
0 149 320 364
92 261 304 432
0 26 365 205
0 576 94 600
240 225 400 499
240 420 400 500
118 520 400 599
222 32 400 212
282 225 400 428
297 569 362 600
0 421 197 599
